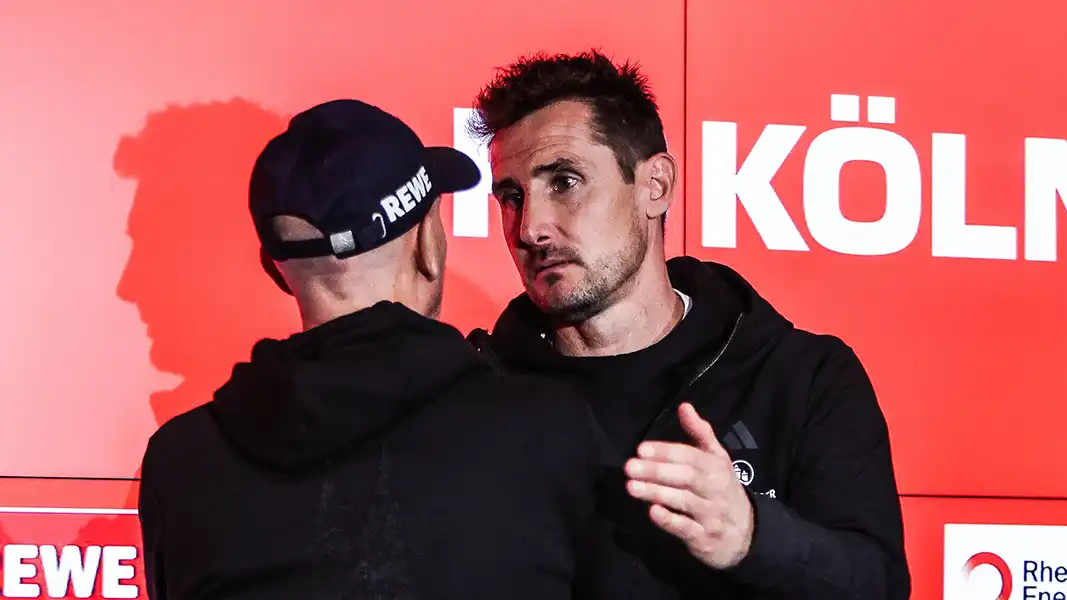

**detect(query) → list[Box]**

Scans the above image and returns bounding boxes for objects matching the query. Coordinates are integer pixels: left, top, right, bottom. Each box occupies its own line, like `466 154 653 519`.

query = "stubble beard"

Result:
533 222 648 325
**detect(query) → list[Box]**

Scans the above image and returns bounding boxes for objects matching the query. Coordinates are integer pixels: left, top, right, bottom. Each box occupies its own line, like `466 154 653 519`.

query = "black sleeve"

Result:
138 457 167 600
723 338 911 600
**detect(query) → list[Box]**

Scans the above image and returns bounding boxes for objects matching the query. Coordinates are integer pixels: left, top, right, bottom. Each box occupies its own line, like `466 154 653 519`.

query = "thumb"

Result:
678 403 725 456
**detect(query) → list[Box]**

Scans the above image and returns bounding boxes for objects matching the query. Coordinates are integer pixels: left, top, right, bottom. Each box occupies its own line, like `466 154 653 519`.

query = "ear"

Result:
637 152 677 221
415 200 447 281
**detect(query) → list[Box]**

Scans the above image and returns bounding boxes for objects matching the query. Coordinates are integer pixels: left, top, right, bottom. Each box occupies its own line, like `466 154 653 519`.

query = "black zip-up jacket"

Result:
137 301 606 600
468 257 911 600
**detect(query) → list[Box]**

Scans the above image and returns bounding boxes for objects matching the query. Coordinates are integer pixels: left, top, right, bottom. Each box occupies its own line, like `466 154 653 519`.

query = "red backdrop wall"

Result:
1 1 1064 598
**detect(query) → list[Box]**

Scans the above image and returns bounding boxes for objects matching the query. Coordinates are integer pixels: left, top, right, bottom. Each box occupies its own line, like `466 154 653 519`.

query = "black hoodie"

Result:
137 301 605 600
469 257 911 600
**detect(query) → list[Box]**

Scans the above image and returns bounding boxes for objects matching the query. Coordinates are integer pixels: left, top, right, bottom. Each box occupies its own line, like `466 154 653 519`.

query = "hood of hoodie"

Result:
210 301 489 472
480 257 795 378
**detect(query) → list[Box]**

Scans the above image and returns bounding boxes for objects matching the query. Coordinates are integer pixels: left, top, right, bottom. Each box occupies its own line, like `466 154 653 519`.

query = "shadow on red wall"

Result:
0 98 502 597
113 97 501 431
72 509 147 596
97 101 301 594
113 99 300 429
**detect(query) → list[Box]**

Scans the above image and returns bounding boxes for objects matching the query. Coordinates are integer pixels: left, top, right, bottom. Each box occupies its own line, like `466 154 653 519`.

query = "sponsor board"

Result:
945 523 1067 600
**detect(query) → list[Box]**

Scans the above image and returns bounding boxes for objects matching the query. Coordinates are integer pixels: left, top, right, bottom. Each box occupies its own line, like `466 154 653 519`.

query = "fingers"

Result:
649 504 705 547
627 480 707 516
625 458 699 489
678 403 727 457
637 441 706 466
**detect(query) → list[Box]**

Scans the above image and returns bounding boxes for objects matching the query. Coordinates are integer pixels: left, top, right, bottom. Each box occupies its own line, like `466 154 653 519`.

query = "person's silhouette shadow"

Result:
114 99 300 429
69 100 504 595
114 98 506 432
69 498 148 595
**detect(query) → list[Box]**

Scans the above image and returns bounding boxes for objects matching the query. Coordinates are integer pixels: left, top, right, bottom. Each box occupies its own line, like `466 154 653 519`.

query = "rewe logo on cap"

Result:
377 166 434 229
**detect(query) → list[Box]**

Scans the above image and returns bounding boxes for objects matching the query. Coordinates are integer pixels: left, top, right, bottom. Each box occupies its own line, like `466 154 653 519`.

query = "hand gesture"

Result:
624 403 755 569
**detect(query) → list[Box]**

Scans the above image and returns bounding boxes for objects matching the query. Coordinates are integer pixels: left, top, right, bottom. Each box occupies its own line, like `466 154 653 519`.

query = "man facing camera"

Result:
138 99 609 600
467 51 911 600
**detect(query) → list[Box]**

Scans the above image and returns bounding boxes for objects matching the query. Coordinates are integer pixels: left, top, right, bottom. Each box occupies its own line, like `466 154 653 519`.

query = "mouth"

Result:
530 259 574 276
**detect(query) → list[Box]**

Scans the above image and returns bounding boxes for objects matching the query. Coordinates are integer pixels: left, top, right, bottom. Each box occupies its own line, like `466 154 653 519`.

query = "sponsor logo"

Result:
722 421 759 451
962 552 1013 600
1 544 140 599
454 99 1067 261
723 422 767 493
378 165 433 224
702 94 1067 261
0 506 142 599
945 523 1067 600
732 460 754 487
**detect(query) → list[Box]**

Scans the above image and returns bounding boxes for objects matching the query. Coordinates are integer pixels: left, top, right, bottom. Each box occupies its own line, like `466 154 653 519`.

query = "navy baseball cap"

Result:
249 99 481 294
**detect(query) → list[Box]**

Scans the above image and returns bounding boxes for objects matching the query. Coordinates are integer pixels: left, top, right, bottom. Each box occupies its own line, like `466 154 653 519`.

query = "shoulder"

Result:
774 327 869 379
448 369 602 458
763 327 883 414
779 330 890 436
462 370 593 427
140 404 215 485
788 330 871 384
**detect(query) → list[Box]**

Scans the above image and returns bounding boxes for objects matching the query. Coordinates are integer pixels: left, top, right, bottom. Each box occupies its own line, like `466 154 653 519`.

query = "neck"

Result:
294 278 416 331
551 256 682 357
298 300 365 331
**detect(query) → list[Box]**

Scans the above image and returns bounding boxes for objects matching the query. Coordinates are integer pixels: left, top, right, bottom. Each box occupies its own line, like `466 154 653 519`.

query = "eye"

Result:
551 174 578 193
496 190 523 208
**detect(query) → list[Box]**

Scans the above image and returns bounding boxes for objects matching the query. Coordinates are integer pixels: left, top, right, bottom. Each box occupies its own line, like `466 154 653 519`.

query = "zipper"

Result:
468 328 505 371
642 312 745 440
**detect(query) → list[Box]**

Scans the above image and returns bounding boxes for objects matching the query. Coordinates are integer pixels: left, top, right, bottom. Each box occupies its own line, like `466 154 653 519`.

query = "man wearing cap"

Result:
136 99 609 600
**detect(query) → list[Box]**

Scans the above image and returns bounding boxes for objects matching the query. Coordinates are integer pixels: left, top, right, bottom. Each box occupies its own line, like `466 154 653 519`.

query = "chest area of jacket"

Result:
644 359 815 503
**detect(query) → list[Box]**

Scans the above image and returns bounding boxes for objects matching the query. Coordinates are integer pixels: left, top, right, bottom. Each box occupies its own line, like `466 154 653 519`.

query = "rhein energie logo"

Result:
962 552 1013 600
944 524 1067 600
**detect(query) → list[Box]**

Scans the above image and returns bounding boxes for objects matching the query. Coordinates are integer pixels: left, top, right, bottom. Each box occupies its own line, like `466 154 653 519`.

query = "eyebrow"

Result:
491 158 582 196
532 157 581 177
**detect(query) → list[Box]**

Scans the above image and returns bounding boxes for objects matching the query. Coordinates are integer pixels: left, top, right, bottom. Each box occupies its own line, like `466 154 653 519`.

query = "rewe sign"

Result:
1 544 139 598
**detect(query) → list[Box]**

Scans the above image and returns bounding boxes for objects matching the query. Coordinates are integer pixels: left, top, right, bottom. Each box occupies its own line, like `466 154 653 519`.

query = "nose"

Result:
518 198 554 248
115 250 138 303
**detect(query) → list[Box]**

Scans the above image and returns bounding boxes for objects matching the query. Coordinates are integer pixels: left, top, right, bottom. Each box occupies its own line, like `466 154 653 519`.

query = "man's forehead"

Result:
489 101 599 170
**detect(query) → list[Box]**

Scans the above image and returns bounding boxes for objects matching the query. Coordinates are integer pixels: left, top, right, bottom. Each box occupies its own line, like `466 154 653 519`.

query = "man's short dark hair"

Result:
468 50 668 186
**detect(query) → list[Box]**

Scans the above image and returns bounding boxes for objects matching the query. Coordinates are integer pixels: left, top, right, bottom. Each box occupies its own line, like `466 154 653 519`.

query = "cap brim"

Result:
425 146 482 195
259 147 479 296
